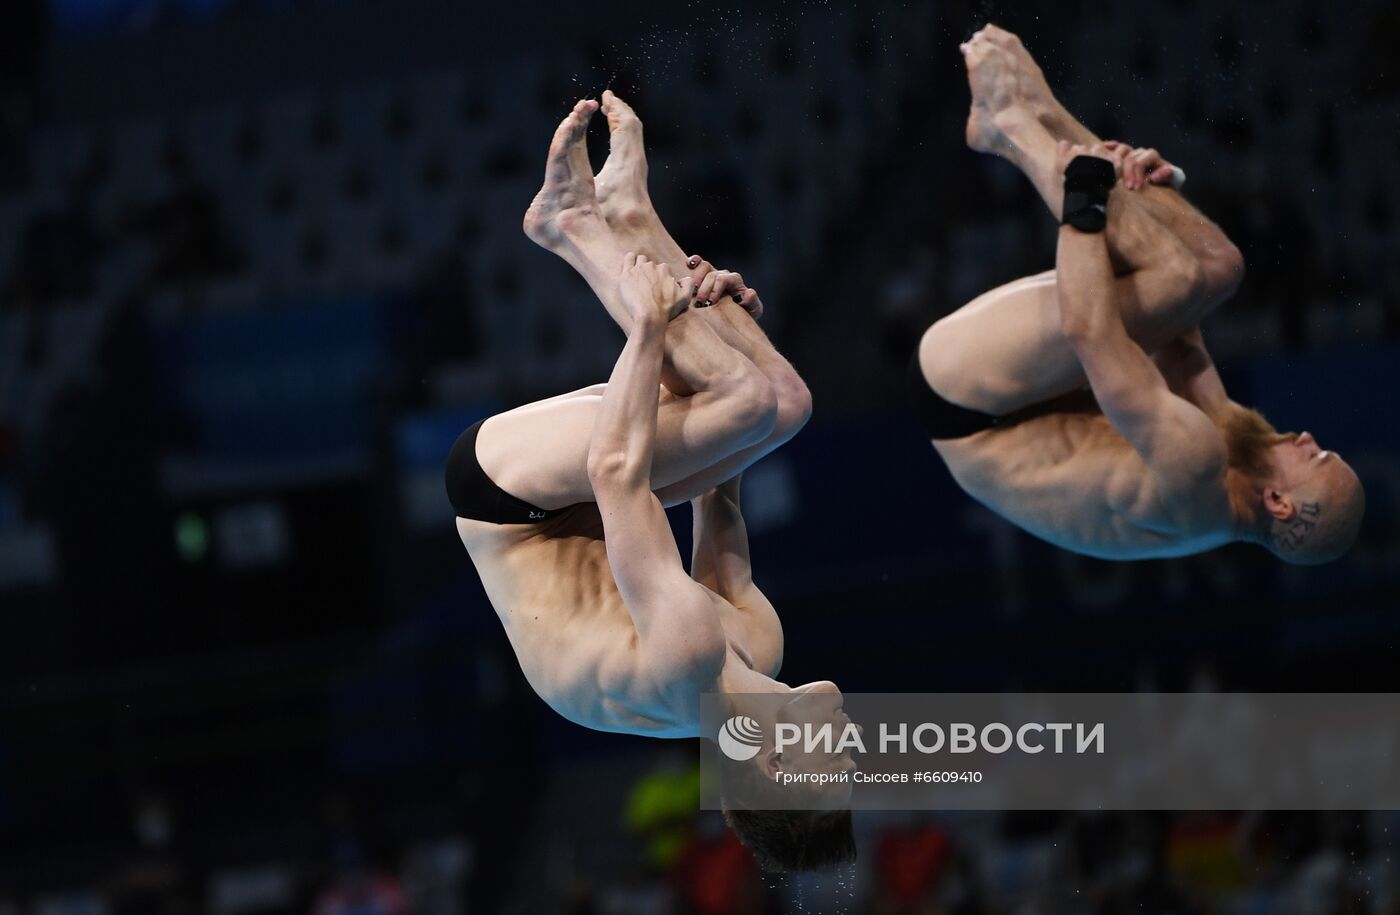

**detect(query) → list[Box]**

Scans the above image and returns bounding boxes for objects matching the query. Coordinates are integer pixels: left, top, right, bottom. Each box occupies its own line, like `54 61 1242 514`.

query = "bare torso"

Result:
456 507 783 737
933 393 1235 560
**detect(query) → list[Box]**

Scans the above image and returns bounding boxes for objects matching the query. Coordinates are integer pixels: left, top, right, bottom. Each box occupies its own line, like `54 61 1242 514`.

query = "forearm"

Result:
1152 329 1233 421
1057 224 1173 445
690 480 753 595
587 316 668 489
1057 225 1120 342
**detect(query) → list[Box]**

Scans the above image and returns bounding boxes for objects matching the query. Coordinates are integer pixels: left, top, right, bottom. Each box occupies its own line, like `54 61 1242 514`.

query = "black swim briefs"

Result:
445 419 566 524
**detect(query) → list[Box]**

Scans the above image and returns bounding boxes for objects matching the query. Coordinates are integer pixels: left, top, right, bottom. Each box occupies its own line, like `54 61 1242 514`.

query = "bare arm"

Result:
690 475 780 620
1152 328 1233 421
587 255 726 685
690 475 784 673
690 477 753 595
1056 219 1226 496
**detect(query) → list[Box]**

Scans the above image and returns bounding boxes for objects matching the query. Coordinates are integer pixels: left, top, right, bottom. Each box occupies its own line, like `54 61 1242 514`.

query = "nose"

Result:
1296 432 1315 446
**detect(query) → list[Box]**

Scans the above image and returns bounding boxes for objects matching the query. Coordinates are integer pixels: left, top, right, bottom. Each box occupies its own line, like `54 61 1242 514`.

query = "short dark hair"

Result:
722 807 857 872
714 740 856 872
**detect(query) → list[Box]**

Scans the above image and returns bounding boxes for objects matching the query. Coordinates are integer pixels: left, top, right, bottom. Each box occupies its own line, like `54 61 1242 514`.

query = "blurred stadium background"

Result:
1 0 1398 912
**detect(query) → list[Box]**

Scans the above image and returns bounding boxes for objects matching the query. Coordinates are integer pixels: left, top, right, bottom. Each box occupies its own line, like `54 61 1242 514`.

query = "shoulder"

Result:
728 584 785 679
1159 400 1229 481
1141 407 1230 526
640 586 729 691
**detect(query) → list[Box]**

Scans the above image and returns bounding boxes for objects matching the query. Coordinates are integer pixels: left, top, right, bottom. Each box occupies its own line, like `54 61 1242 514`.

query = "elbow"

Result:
1058 302 1097 346
586 448 641 493
1059 313 1088 344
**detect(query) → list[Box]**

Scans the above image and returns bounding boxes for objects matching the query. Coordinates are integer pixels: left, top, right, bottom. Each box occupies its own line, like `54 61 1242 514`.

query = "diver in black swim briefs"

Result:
447 92 855 873
906 25 1361 563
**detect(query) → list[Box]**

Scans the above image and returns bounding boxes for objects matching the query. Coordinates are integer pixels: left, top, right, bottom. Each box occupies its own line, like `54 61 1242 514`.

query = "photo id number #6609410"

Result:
852 771 984 784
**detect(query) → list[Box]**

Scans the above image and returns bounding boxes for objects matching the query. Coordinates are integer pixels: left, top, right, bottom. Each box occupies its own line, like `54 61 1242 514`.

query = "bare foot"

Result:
594 90 664 239
595 91 647 205
960 25 1067 156
523 99 606 249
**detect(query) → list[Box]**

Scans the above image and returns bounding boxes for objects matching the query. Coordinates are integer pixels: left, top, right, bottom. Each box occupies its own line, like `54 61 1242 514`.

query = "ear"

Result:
760 746 783 781
1264 487 1295 521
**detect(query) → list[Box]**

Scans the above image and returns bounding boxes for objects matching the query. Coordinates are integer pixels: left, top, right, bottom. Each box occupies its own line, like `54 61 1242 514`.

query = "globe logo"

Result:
717 715 764 761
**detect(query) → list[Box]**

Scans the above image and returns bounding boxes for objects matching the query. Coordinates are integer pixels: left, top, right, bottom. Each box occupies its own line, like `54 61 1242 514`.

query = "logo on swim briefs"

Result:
718 716 765 761
528 510 546 519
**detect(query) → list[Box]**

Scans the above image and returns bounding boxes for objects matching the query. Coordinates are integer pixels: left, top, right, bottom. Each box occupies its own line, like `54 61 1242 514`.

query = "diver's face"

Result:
777 681 861 784
1270 431 1348 492
1260 430 1365 564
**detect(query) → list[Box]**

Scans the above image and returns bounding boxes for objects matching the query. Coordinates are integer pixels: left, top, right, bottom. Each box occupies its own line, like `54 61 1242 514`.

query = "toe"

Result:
543 103 599 189
603 93 641 133
610 92 635 115
566 99 598 132
555 101 594 143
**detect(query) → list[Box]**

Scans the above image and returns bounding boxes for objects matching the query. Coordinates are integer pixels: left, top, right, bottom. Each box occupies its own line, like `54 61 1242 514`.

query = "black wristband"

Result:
1061 155 1115 233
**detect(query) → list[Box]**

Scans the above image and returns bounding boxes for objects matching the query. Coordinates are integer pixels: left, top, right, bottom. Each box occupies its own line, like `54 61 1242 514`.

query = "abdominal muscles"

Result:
934 414 1189 560
464 528 690 736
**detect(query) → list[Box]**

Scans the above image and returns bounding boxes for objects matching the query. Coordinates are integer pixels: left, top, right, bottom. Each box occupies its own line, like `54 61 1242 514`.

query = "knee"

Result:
915 319 969 404
1165 238 1242 317
770 369 813 443
719 365 780 447
1199 240 1245 307
1157 245 1210 314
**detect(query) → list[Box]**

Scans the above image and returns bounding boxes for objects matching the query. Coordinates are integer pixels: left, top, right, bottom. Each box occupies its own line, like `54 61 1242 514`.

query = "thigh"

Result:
919 271 1087 416
919 258 1210 417
475 385 768 510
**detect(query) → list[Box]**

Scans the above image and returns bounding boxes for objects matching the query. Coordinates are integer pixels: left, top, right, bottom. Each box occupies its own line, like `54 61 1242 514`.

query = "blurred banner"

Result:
149 294 395 494
50 0 282 33
701 692 1400 811
395 405 497 531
